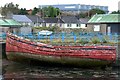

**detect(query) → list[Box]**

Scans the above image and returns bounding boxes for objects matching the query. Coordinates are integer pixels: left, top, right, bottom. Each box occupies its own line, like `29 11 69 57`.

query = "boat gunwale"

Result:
7 33 116 50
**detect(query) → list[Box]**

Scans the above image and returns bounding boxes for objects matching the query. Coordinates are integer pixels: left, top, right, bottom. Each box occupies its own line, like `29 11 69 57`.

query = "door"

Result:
107 26 111 35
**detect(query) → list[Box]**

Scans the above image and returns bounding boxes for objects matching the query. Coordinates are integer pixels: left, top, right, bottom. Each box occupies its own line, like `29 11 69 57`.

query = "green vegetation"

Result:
111 10 120 14
77 8 106 18
89 8 106 17
18 8 28 15
1 2 60 17
76 38 89 45
78 12 88 18
32 7 39 15
1 2 106 18
102 38 108 43
1 2 19 16
91 37 100 44
41 6 60 17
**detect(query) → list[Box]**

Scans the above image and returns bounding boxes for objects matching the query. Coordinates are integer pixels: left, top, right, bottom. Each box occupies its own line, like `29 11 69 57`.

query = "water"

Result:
2 59 120 80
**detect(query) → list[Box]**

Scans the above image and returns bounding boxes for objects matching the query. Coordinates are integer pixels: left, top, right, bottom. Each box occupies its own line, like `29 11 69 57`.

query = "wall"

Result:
87 24 107 33
20 26 32 34
86 24 94 32
0 27 9 33
30 22 43 27
62 23 81 28
45 23 56 27
107 24 120 34
100 24 107 33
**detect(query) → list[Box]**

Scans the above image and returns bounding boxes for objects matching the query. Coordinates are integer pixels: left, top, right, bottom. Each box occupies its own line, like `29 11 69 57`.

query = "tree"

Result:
1 2 19 16
89 8 105 17
41 6 60 17
48 6 55 17
78 12 88 18
111 10 120 14
32 7 39 15
18 8 28 15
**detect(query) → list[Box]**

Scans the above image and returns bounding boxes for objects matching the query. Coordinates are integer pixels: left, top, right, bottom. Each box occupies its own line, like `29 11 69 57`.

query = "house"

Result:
12 15 32 26
79 18 89 28
87 14 120 34
44 17 64 27
60 16 81 28
27 9 32 15
44 16 88 29
12 15 32 34
26 15 45 27
0 19 21 33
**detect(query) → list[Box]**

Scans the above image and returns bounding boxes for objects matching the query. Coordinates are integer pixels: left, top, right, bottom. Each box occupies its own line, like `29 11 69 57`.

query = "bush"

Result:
102 38 107 43
91 37 100 44
77 38 89 45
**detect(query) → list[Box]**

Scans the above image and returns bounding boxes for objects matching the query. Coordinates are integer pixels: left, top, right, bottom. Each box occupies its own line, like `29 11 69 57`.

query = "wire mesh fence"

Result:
0 32 119 46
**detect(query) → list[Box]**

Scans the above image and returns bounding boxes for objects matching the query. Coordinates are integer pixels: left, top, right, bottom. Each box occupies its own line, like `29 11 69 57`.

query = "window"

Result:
76 24 80 27
85 24 87 27
94 25 100 31
60 23 62 27
79 5 81 9
49 24 52 27
67 24 71 27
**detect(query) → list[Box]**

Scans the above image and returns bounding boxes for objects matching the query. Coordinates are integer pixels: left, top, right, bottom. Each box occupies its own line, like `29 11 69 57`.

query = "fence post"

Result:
109 33 112 40
38 34 41 40
115 33 118 43
62 33 65 42
50 35 53 42
74 34 76 42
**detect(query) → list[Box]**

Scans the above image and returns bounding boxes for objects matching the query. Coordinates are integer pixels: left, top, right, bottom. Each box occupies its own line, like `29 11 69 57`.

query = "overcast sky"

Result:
0 0 120 12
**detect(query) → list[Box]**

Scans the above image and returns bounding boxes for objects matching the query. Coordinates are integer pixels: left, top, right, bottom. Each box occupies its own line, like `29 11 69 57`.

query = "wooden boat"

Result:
6 32 116 67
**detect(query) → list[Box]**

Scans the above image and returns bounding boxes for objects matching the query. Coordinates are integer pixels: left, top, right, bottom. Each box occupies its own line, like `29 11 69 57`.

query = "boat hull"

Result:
6 52 113 67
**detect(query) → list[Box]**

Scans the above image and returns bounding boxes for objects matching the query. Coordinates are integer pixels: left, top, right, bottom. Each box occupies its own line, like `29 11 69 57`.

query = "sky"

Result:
0 0 120 12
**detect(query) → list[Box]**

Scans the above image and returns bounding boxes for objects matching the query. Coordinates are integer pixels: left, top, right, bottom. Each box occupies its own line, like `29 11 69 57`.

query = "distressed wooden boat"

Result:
6 32 116 67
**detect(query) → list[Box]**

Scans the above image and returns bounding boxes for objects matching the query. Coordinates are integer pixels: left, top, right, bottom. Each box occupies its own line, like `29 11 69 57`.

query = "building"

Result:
27 9 32 15
60 16 81 28
87 14 120 34
0 19 21 33
39 4 108 14
26 15 45 27
44 17 64 27
12 15 32 34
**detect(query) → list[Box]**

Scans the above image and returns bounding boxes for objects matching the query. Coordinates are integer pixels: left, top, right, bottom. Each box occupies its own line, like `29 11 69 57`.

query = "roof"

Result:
61 16 81 23
0 19 9 25
12 15 32 23
88 14 120 23
79 18 89 24
44 17 64 23
0 19 21 26
5 19 21 26
26 15 45 23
